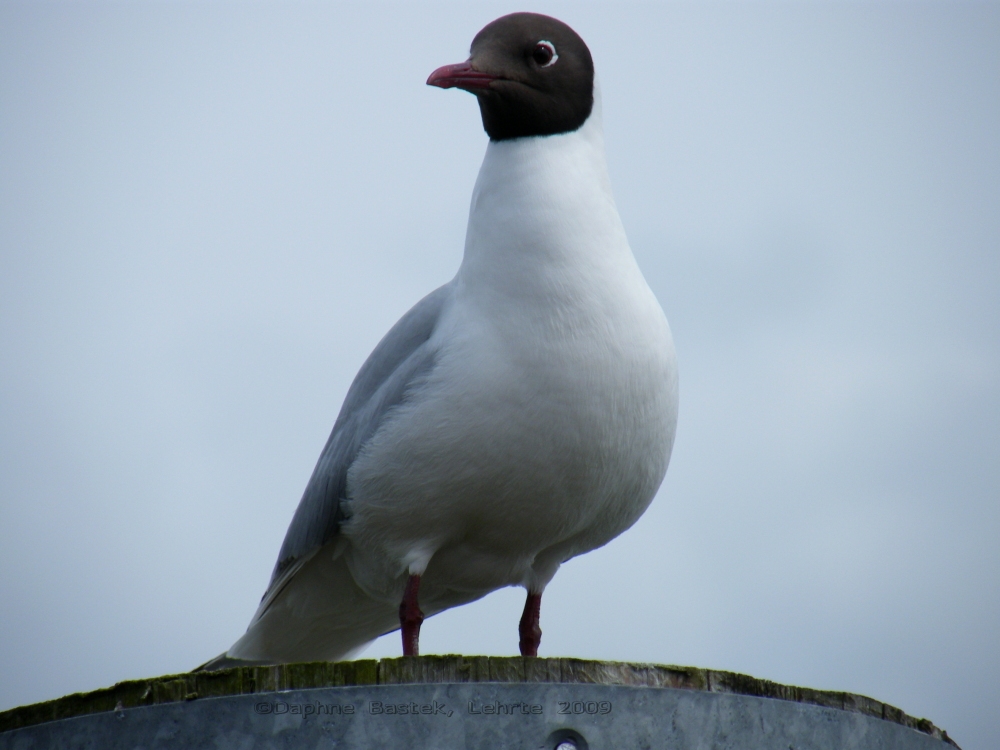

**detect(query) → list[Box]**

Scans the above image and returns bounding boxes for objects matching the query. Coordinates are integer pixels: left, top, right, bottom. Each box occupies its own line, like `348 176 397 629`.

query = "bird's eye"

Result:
532 41 558 68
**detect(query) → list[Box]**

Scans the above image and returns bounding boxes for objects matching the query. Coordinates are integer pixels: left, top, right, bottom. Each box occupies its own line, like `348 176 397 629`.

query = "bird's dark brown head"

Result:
427 13 595 141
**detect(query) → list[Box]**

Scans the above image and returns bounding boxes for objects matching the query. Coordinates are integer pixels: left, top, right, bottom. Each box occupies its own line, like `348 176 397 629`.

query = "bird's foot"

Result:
399 574 424 656
518 591 542 656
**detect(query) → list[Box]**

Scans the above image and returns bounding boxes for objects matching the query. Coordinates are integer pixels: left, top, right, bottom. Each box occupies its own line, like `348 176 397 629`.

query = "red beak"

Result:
426 62 499 90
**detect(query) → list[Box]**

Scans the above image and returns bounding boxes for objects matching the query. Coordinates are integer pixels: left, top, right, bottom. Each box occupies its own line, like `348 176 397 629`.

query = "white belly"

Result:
341 275 678 610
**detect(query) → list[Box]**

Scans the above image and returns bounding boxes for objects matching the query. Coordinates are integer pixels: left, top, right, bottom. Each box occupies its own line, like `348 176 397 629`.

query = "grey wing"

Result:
260 282 451 600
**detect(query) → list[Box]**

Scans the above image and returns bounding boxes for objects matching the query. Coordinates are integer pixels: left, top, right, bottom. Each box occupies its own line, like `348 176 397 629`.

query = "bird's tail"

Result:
193 652 273 672
199 546 401 671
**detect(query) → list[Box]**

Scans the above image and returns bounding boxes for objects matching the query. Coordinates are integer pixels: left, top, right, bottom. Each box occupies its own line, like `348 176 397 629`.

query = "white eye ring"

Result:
534 40 559 67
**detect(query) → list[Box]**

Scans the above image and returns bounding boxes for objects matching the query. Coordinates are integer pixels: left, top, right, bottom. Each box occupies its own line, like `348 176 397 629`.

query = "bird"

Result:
197 11 678 671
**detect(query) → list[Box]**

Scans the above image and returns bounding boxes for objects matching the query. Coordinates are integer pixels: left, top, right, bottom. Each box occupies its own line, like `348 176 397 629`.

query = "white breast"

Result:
342 93 678 611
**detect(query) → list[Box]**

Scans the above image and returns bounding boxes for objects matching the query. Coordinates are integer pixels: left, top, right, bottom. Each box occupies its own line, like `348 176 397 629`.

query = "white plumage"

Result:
200 16 677 670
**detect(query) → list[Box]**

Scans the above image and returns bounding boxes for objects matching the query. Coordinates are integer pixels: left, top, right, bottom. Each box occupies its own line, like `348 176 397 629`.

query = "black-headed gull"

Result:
199 12 677 670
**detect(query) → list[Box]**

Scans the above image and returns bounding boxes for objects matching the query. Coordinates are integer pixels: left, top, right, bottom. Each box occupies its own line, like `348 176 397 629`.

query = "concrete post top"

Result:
0 656 957 747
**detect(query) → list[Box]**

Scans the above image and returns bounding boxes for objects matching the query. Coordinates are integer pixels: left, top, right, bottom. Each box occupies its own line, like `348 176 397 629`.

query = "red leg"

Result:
519 591 542 656
399 574 424 656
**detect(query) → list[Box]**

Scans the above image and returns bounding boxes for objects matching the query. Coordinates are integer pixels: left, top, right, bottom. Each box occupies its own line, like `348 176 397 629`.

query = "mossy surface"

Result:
0 656 956 746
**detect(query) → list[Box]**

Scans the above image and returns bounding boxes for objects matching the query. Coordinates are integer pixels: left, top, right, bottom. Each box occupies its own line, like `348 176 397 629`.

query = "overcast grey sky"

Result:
1 2 997 748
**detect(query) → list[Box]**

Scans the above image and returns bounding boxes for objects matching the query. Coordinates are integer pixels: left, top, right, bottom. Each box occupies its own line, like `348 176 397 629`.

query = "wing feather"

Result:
260 283 451 601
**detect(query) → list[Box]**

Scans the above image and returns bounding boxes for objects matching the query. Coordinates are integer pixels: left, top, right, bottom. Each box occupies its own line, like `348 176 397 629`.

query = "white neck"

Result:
456 84 639 300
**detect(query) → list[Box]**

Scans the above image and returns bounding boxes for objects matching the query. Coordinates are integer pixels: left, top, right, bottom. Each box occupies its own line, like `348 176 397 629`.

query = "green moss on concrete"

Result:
0 656 956 747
